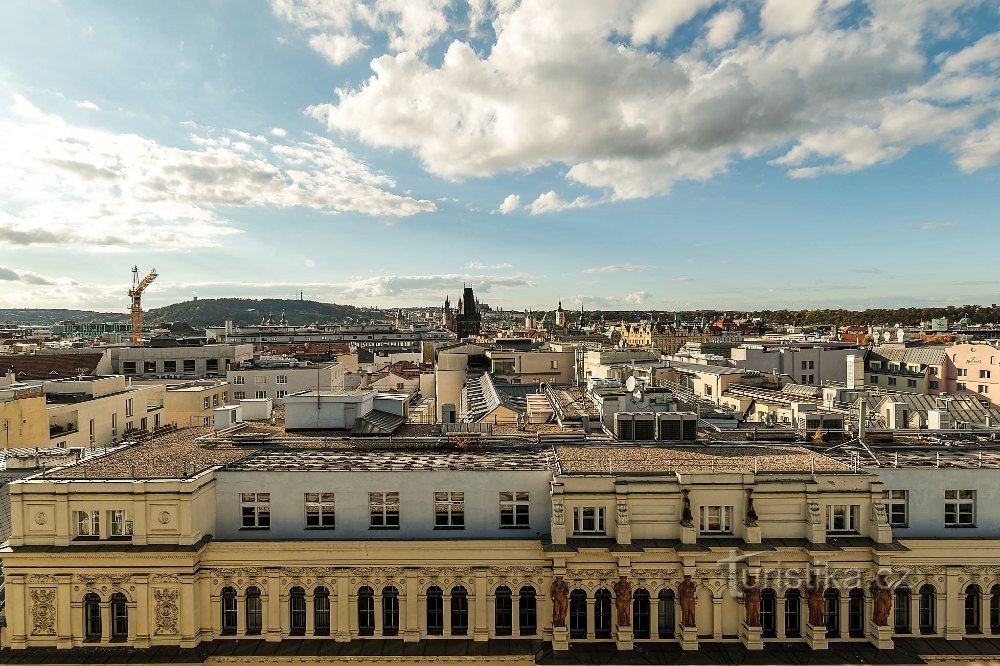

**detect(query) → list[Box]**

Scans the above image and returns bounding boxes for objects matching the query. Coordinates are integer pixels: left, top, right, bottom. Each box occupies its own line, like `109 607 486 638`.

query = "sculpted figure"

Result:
613 576 632 627
743 576 761 627
871 574 892 627
744 489 759 527
807 575 825 627
680 489 694 528
551 576 569 628
679 575 697 628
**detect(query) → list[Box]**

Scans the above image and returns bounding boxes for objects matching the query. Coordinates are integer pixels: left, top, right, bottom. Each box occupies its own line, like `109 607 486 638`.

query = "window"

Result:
801 375 808 384
221 586 237 635
276 390 288 399
289 587 306 636
109 509 133 537
958 382 968 391
203 397 210 410
808 374 815 383
888 377 897 386
958 368 969 377
109 592 128 640
569 590 587 639
125 398 134 418
658 589 675 638
426 586 444 635
550 360 558 370
699 506 733 533
84 592 102 641
434 491 465 528
945 490 976 527
183 359 196 374
254 390 267 399
801 361 808 370
495 586 513 636
982 370 992 379
500 491 530 528
980 385 991 394
633 589 651 639
234 376 246 385
75 510 100 538
358 586 375 636
824 588 840 637
163 360 177 373
245 587 263 635
206 359 219 373
234 391 246 400
870 375 879 384
305 492 336 528
595 589 612 639
382 586 400 637
451 586 469 635
213 394 220 407
254 376 266 385
992 585 1000 634
370 491 400 528
572 506 606 534
809 360 815 369
785 589 801 637
847 588 865 636
519 587 537 636
222 392 228 403
123 361 137 374
883 490 908 527
966 584 982 633
919 585 936 634
930 380 940 389
907 379 917 388
241 492 270 529
276 375 288 384
761 589 776 638
314 587 331 636
827 505 859 532
144 361 156 374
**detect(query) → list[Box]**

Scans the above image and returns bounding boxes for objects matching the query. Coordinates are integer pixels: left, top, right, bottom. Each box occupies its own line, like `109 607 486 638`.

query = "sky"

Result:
0 0 998 314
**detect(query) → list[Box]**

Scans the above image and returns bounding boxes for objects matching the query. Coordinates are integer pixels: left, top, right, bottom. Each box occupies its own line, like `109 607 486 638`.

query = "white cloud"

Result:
308 33 367 65
625 290 652 305
919 220 959 230
0 93 435 250
466 261 513 269
270 127 288 137
75 100 101 111
705 8 742 49
528 191 596 215
304 0 1000 201
496 193 520 214
582 263 650 273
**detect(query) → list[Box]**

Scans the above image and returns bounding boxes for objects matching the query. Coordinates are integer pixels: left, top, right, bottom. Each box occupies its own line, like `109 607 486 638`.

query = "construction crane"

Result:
129 266 158 346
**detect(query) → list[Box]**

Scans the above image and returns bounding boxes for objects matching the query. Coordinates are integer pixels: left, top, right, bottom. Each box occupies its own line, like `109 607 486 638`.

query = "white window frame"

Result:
275 390 288 399
883 490 908 527
305 492 336 529
254 376 267 385
826 505 859 533
499 491 530 528
109 509 134 537
434 491 465 528
370 491 400 528
241 492 271 529
234 391 246 400
699 506 734 534
944 489 975 527
255 390 268 399
276 375 288 384
233 375 246 385
572 506 606 534
74 510 100 537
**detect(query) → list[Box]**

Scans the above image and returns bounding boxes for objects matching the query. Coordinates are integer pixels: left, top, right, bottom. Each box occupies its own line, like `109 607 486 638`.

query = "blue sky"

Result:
0 0 998 313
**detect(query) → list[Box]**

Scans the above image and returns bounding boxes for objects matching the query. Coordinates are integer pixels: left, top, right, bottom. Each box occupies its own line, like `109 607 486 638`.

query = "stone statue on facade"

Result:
551 576 569 628
807 575 825 627
679 575 697 628
744 489 758 527
743 575 761 627
871 574 892 627
613 576 632 627
680 489 694 528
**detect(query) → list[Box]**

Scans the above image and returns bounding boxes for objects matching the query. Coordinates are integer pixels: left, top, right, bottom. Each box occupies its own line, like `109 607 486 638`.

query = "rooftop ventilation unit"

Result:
656 411 698 441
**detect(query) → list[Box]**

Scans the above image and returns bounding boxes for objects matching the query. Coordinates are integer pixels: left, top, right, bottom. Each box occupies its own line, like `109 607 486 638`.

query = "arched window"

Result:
824 588 840 638
784 589 801 638
760 589 776 638
110 592 128 640
221 586 238 635
919 585 936 634
894 585 911 634
246 587 263 635
495 586 513 636
658 589 675 638
289 586 306 636
595 589 612 639
84 593 102 641
991 585 1000 634
451 586 469 636
426 586 444 636
518 587 537 636
633 589 650 639
848 588 865 637
383 586 400 637
966 584 982 633
314 587 331 636
357 586 375 636
569 590 587 639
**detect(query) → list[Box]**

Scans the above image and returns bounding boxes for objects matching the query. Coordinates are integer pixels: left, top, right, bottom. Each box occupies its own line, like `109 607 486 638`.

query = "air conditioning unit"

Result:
656 412 698 441
615 413 635 441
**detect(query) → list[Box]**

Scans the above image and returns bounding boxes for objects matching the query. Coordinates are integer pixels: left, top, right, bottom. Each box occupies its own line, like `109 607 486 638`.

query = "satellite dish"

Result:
626 376 637 392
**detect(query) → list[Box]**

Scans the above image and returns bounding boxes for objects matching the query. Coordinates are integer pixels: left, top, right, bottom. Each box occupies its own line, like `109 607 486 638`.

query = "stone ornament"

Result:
30 588 56 636
613 576 632 627
552 503 564 526
154 588 180 635
680 490 694 528
34 511 47 526
871 574 892 627
551 576 569 628
617 502 629 525
158 511 172 525
807 575 825 627
678 575 697 628
744 489 758 527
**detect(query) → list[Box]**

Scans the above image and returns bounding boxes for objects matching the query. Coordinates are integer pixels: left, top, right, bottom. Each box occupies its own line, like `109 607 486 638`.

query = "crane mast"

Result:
129 266 158 346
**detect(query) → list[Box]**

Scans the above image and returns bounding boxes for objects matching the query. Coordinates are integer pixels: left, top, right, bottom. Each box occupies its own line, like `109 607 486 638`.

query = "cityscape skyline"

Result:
0 0 998 313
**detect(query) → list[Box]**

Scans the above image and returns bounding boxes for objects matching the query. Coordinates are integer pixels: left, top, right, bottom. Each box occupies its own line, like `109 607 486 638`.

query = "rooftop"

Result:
223 446 557 472
554 443 851 474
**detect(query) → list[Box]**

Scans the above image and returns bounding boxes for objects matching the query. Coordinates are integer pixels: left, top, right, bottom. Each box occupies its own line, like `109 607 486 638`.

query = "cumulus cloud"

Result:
302 0 1000 201
582 264 650 273
625 290 652 305
75 100 101 111
0 93 435 250
466 262 512 269
496 193 520 214
308 33 367 65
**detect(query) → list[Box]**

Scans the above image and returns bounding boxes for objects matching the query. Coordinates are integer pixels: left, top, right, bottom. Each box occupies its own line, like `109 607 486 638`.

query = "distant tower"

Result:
555 301 567 330
525 309 537 331
449 286 482 339
441 295 452 328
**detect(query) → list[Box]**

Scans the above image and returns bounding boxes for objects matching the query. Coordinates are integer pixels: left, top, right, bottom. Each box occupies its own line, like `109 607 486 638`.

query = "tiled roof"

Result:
0 352 105 380
223 446 557 472
555 443 851 473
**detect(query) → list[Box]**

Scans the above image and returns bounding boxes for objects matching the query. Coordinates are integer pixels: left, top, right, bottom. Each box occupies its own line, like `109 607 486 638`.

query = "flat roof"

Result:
223 446 557 472
555 443 851 474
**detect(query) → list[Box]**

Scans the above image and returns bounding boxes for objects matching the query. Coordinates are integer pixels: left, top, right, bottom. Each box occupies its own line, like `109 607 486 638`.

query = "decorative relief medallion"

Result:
158 511 172 525
34 511 48 526
30 588 56 636
153 588 180 635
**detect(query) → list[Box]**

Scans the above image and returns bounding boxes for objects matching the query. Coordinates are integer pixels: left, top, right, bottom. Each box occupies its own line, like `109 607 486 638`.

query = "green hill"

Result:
144 298 386 327
0 308 126 324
